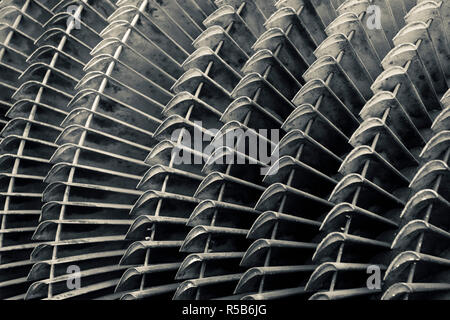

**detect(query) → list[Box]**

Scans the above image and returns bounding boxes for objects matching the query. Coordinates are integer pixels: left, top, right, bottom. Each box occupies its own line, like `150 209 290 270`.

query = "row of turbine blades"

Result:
0 0 448 300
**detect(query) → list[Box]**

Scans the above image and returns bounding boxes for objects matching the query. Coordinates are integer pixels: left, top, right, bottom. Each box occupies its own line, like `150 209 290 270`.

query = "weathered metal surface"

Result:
13 0 118 300
382 88 450 300
0 0 64 300
0 0 448 300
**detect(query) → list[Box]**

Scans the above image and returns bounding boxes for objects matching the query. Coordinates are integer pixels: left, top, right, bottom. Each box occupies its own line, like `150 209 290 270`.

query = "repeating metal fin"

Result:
0 0 449 301
27 0 209 299
382 79 450 299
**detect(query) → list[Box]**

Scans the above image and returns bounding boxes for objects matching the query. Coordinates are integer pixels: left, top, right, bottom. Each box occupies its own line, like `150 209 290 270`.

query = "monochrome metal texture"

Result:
0 0 448 300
